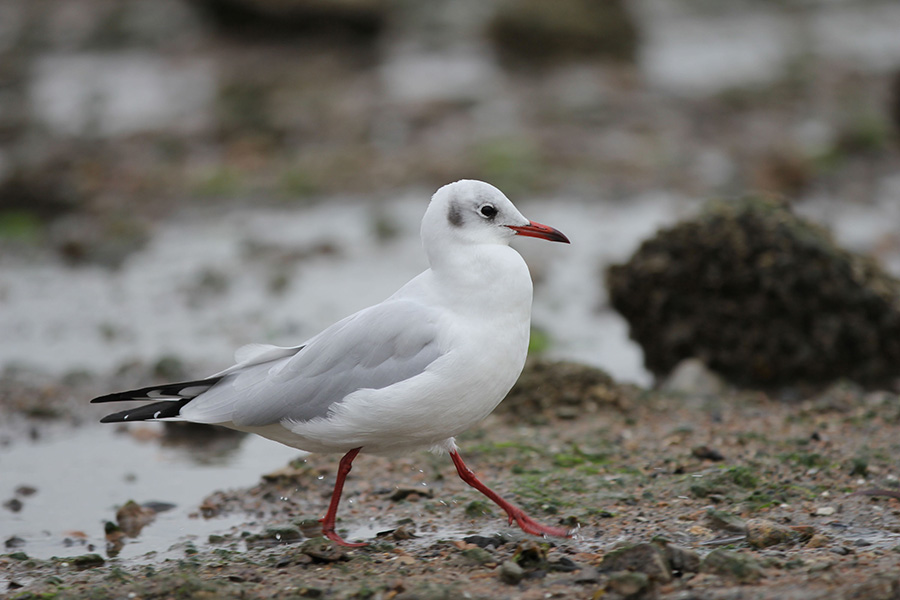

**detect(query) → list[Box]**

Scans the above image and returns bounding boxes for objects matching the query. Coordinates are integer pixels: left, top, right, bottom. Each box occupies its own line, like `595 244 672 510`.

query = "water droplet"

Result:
317 475 325 480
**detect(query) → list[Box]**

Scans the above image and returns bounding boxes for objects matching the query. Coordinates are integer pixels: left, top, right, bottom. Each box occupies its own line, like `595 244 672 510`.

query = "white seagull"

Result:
92 180 571 546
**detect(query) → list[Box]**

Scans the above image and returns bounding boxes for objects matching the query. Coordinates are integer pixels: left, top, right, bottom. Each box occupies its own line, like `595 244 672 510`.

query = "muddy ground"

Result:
2 365 899 600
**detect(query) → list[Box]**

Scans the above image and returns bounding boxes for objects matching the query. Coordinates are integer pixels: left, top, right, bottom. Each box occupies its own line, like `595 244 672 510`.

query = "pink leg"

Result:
320 447 367 547
450 450 571 539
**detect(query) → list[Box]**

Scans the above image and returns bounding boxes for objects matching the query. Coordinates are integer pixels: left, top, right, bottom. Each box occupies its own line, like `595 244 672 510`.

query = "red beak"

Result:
509 220 570 244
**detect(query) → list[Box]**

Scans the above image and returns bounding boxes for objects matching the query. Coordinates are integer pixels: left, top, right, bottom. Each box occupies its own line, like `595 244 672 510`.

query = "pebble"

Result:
115 500 157 537
389 487 434 501
654 538 701 575
570 567 601 584
245 525 303 547
816 506 837 516
293 517 323 538
700 549 764 583
746 518 798 548
605 570 651 597
299 538 347 563
704 509 748 533
463 534 509 549
660 358 727 396
389 525 417 541
69 553 105 570
513 540 548 570
549 556 580 572
459 547 494 566
598 542 673 584
692 445 725 461
142 501 176 513
499 560 525 585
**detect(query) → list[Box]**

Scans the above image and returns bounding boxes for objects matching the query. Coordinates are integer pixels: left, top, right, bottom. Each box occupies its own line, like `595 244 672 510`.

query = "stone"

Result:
512 540 548 570
691 445 725 462
700 549 764 583
68 554 105 570
607 197 900 387
598 542 673 584
703 509 748 534
460 547 494 566
499 560 524 585
653 538 701 576
499 359 630 422
115 500 157 537
245 525 303 547
745 518 799 548
299 537 347 563
661 358 727 396
605 571 652 598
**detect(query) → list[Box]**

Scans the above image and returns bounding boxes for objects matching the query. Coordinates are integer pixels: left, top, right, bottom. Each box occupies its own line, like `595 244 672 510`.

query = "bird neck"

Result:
428 244 534 317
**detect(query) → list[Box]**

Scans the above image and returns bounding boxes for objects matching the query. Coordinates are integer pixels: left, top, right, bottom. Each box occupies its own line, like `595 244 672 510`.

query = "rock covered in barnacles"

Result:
607 197 900 387
497 359 633 422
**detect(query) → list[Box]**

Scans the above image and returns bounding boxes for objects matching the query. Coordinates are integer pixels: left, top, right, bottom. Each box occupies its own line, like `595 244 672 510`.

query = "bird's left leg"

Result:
320 447 367 547
449 449 571 538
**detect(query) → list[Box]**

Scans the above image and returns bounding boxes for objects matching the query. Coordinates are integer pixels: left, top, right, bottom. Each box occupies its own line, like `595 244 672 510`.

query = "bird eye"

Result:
479 204 498 218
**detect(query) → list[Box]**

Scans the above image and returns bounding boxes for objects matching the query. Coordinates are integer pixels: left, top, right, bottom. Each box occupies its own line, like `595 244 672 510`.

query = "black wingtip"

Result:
91 393 119 404
98 398 193 423
89 376 224 404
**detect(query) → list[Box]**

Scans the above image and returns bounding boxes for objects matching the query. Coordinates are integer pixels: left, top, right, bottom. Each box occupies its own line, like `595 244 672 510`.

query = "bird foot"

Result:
507 510 573 539
322 527 368 548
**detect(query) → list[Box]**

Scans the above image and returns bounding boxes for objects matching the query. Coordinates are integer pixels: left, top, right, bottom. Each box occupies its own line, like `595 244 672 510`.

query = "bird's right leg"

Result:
320 446 367 547
450 449 571 539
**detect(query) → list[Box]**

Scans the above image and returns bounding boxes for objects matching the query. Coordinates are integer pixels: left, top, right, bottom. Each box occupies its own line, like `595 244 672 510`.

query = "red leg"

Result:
319 447 367 547
450 450 571 539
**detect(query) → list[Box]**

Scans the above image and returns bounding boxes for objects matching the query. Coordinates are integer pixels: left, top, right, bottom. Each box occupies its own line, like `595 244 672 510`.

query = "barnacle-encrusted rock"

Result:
607 197 900 387
498 359 632 421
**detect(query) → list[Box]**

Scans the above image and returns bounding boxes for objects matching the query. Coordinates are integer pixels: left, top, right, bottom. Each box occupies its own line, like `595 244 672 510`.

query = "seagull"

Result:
91 180 571 547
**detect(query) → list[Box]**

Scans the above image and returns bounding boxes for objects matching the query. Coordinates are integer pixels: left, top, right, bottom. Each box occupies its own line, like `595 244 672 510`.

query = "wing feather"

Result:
179 299 443 427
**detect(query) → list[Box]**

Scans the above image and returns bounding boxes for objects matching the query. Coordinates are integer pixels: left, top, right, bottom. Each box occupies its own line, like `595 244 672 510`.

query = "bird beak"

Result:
509 220 570 244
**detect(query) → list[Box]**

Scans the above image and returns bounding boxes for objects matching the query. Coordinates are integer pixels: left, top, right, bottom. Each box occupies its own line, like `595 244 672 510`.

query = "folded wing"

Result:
94 299 444 428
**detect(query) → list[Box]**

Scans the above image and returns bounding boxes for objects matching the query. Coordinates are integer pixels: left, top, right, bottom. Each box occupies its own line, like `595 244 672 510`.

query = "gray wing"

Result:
178 298 443 427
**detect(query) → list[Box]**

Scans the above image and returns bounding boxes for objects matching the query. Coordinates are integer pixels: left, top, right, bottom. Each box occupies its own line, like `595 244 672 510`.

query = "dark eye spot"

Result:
480 204 497 218
447 202 463 227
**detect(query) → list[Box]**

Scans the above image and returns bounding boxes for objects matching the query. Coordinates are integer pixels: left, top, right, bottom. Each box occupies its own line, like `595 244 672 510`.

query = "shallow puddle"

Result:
0 420 300 560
